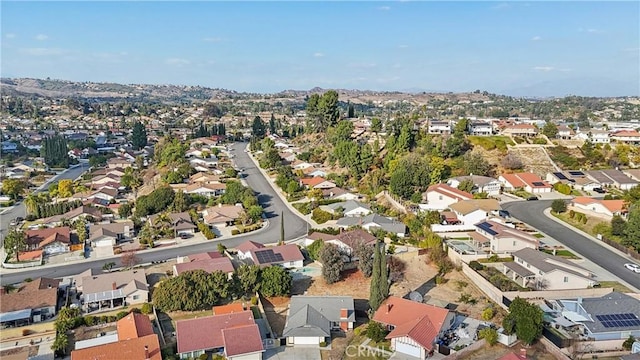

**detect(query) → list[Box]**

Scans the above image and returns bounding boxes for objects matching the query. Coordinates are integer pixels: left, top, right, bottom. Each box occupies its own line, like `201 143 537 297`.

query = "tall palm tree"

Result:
24 192 40 215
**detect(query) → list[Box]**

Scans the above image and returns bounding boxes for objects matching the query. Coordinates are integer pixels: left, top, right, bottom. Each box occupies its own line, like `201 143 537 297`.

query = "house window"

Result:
539 271 543 275
512 241 516 246
289 261 294 266
132 295 140 300
563 276 569 283
439 195 443 200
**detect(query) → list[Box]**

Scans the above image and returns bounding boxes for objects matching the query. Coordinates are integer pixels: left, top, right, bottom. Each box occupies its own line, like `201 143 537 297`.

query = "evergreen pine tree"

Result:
369 241 383 311
280 211 285 245
380 245 389 299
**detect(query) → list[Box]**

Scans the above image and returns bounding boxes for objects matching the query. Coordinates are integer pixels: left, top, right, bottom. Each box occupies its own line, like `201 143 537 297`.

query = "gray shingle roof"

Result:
578 292 640 334
282 304 330 337
327 200 370 213
282 296 355 337
337 214 406 235
512 248 591 279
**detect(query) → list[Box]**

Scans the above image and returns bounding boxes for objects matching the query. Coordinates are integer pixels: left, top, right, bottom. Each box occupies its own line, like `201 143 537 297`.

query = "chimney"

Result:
386 303 392 314
144 345 150 360
519 348 527 359
218 203 222 208
340 308 348 319
112 282 117 290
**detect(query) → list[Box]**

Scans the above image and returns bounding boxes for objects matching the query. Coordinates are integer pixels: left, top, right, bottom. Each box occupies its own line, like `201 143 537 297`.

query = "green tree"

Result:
280 211 285 245
320 243 344 284
502 297 544 345
611 215 627 236
478 327 498 346
542 121 558 138
57 179 74 198
551 199 567 213
622 335 635 351
2 179 26 200
624 204 640 248
354 242 374 277
4 229 27 261
461 151 493 177
370 117 382 133
118 202 133 218
260 266 292 296
131 121 148 150
74 218 87 243
171 190 190 212
457 179 475 193
307 240 324 261
366 321 388 342
369 242 385 311
252 116 266 138
269 113 277 134
236 264 262 296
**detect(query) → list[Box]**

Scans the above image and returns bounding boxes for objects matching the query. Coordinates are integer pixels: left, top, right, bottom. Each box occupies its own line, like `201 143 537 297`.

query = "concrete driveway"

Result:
264 346 321 360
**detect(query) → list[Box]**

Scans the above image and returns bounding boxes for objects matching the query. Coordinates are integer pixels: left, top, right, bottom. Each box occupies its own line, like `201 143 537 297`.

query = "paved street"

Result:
0 143 310 285
503 200 640 291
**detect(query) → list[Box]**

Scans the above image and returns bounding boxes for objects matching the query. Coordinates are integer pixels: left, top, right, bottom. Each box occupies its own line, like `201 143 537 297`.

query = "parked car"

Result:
526 196 539 201
15 217 24 223
593 188 606 194
624 263 640 273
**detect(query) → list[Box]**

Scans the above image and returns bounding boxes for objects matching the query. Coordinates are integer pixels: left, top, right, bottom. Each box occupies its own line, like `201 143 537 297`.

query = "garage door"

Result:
293 336 319 345
395 341 421 358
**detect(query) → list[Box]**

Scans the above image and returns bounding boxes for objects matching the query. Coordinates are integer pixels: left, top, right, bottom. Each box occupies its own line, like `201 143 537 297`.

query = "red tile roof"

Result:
372 297 450 351
117 312 155 341
174 257 235 275
222 324 264 356
300 177 328 187
501 172 551 189
176 311 256 354
572 197 626 213
499 351 527 360
236 240 265 253
213 303 245 315
426 184 473 201
611 130 640 137
71 334 161 360
25 227 71 249
189 252 223 261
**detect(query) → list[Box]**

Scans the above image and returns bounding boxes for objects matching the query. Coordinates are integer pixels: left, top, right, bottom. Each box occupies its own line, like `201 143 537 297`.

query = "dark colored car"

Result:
593 188 606 194
498 210 511 218
526 196 538 201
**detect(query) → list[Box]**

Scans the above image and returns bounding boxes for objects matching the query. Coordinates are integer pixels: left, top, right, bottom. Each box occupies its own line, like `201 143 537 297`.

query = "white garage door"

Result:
395 341 421 358
293 336 320 345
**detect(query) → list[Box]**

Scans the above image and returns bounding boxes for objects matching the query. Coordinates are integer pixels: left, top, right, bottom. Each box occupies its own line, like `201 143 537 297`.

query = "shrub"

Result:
478 327 498 346
488 254 500 262
354 326 363 336
141 303 153 315
231 229 240 235
568 210 575 219
311 208 333 224
551 199 567 213
319 341 327 347
469 261 484 271
251 296 258 305
458 293 477 305
366 321 388 342
623 335 635 351
22 329 31 336
455 280 468 291
198 354 209 360
482 307 495 321
83 316 96 326
435 275 448 285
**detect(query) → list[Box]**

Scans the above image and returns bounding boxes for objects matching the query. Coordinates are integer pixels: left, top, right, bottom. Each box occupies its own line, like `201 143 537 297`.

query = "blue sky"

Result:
2 1 639 97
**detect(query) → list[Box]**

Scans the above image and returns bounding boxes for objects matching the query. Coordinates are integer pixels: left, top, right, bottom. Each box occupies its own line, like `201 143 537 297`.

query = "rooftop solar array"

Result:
595 313 640 328
477 222 498 236
254 249 284 264
554 172 568 180
568 171 585 176
532 182 546 187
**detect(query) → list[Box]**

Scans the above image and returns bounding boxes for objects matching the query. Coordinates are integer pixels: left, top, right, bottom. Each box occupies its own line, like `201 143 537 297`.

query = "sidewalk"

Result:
245 146 319 229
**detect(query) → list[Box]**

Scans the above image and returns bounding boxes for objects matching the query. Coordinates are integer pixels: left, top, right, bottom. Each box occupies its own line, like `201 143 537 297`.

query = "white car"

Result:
624 263 640 273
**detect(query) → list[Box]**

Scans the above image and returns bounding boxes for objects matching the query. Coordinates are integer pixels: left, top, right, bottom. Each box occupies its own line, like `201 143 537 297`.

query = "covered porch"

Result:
502 262 536 288
83 289 126 313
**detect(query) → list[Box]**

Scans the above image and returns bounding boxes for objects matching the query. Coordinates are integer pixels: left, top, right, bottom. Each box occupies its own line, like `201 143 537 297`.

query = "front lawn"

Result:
597 281 634 293
541 249 579 259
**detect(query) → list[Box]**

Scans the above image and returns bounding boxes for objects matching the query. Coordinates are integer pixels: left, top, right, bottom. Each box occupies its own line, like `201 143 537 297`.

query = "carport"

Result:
0 309 32 328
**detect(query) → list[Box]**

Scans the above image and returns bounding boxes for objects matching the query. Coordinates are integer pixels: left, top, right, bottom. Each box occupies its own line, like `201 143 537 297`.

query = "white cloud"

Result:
19 47 65 56
313 52 324 58
377 6 391 11
5 33 16 39
533 66 555 72
531 36 542 41
34 34 48 41
165 58 191 66
203 37 223 43
579 28 604 34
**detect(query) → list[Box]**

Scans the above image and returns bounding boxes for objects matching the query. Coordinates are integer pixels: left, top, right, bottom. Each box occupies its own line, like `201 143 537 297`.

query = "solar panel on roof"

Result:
254 249 283 264
532 182 545 187
568 171 584 176
477 222 498 236
596 314 640 328
554 172 568 180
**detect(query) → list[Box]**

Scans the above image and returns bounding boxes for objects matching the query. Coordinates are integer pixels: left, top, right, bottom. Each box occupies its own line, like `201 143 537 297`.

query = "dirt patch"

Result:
261 296 290 337
143 260 176 295
458 341 558 360
322 331 355 360
508 147 557 177
0 346 38 359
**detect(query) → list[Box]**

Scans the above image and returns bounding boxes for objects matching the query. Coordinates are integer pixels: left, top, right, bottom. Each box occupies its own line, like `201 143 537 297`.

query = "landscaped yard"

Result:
468 136 514 152
552 211 608 238
457 341 558 360
541 249 580 259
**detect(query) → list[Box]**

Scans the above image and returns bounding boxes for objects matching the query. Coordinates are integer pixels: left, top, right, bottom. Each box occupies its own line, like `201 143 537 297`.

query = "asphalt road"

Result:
0 162 90 245
0 143 310 285
503 200 640 291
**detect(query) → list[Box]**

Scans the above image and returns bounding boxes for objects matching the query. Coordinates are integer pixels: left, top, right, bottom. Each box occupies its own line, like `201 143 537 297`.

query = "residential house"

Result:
25 227 73 255
1 141 18 153
302 167 328 178
623 169 640 182
448 199 501 227
299 177 336 190
176 310 264 360
421 183 474 210
71 313 161 360
282 296 355 346
173 252 235 279
82 269 148 311
467 121 493 136
39 205 103 227
321 200 372 217
279 152 297 162
499 172 552 193
189 172 222 184
474 220 539 254
291 160 315 171
88 188 118 202
548 292 640 341
250 244 304 269
189 157 218 169
545 171 601 192
149 212 197 237
610 130 640 144
304 229 377 261
322 187 359 201
503 248 597 290
589 129 610 144
107 157 132 169
556 125 575 139
336 213 407 238
235 241 265 259
586 169 638 190
0 278 59 327
88 221 134 247
427 120 451 135
570 197 627 219
202 204 244 227
372 296 455 358
502 124 538 137
184 183 227 197
448 175 501 196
